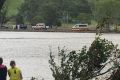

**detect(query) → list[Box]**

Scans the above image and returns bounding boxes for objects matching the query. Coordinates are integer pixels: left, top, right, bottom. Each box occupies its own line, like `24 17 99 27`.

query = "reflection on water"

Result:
0 32 119 80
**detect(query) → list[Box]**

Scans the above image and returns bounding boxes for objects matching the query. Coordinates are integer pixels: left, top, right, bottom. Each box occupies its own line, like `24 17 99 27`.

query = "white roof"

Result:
36 23 45 25
75 24 88 25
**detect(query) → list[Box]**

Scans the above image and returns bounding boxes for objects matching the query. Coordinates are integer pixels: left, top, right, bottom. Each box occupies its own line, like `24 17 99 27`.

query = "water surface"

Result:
0 32 119 80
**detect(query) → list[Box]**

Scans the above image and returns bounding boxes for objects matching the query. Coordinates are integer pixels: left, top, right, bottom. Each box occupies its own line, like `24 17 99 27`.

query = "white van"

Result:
72 24 88 31
36 23 45 28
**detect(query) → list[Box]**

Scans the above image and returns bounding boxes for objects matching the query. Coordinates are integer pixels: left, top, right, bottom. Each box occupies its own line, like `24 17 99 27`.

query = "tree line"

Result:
17 0 120 28
17 0 92 27
1 0 120 29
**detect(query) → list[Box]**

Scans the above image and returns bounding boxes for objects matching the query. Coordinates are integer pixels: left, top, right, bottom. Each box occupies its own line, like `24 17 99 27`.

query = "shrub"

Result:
49 36 120 80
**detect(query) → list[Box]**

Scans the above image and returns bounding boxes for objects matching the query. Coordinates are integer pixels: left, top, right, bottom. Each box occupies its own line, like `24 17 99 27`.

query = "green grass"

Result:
88 21 97 30
6 0 24 17
61 23 74 28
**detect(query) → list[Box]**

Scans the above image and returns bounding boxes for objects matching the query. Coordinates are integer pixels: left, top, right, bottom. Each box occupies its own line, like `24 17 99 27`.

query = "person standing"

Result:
0 57 7 80
8 60 23 80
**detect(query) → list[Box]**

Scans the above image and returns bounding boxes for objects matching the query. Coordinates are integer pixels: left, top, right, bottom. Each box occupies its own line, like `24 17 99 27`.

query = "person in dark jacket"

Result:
0 57 7 80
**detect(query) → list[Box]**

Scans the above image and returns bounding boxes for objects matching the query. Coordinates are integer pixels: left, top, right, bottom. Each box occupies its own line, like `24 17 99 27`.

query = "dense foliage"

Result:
1 0 120 30
15 0 120 29
49 36 120 80
94 0 120 31
18 0 92 26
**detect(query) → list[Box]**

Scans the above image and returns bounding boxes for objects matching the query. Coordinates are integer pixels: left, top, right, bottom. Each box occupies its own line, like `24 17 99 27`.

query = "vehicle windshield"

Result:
74 24 88 28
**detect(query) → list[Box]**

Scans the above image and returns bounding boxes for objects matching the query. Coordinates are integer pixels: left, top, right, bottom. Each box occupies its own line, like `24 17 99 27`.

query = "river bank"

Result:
0 28 120 34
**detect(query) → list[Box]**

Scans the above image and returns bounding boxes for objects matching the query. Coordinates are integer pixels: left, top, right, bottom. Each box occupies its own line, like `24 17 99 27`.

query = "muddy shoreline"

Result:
0 28 119 33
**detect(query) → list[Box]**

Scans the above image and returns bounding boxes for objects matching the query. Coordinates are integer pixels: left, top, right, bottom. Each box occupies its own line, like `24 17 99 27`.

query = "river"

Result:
0 32 120 80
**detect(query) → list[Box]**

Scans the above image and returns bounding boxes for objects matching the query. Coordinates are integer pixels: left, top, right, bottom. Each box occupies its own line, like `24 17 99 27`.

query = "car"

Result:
72 24 88 31
32 23 46 30
14 24 27 30
19 24 27 29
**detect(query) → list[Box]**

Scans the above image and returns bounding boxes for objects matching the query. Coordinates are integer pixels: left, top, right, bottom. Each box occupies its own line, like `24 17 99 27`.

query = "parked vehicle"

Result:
13 24 27 30
32 23 46 30
19 24 27 29
72 24 88 31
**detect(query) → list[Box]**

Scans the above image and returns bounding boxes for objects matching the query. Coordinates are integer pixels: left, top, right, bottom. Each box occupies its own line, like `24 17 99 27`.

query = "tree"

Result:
19 0 63 26
0 0 10 27
49 35 120 80
94 0 120 31
19 0 45 25
18 0 92 26
15 13 24 24
0 0 6 11
0 6 7 26
41 2 61 27
60 0 92 24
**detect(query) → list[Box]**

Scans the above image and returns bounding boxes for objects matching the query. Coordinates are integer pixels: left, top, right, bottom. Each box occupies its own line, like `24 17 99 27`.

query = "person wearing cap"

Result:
0 57 7 80
8 60 23 80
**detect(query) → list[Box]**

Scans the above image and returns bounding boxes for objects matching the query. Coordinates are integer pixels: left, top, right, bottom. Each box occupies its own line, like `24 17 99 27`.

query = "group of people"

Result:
0 57 23 80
